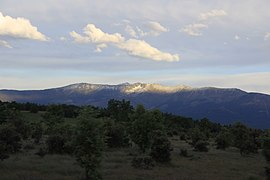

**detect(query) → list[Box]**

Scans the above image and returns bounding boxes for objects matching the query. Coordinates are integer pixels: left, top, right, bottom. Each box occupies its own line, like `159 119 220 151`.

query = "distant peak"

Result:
60 82 194 94
123 83 193 94
117 82 130 86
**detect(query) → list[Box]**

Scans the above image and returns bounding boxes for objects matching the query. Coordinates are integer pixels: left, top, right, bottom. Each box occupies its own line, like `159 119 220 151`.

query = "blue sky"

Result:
0 0 270 94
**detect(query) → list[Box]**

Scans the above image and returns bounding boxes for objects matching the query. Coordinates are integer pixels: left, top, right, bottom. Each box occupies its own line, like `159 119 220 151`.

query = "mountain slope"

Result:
0 83 270 128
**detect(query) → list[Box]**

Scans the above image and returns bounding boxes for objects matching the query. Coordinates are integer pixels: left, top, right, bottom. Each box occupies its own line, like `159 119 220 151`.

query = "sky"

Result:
0 0 270 94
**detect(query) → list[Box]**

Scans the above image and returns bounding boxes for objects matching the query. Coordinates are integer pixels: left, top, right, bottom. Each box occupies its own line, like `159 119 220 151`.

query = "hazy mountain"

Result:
1 83 270 128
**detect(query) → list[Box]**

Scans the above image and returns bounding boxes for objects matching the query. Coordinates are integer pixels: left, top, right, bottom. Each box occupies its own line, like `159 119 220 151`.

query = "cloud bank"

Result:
70 23 179 62
0 12 48 41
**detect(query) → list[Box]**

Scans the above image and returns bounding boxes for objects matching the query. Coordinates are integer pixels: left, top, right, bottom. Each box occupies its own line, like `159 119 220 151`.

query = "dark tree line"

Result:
0 99 269 179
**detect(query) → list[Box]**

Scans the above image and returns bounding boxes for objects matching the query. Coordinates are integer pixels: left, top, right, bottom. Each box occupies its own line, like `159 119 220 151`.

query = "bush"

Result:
179 133 187 141
190 128 207 146
46 135 65 154
0 124 21 153
194 140 209 152
0 124 21 161
23 143 35 150
150 130 171 163
215 131 232 150
131 156 155 169
104 120 129 148
35 147 47 158
31 122 43 144
180 149 188 157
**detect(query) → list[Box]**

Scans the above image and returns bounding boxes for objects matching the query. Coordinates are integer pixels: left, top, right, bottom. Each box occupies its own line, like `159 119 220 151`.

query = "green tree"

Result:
42 105 65 133
46 123 75 154
107 99 133 122
231 122 258 155
130 106 164 153
31 121 43 144
0 124 21 161
215 130 232 150
190 127 207 146
73 108 104 180
150 130 171 163
104 119 129 148
263 138 270 179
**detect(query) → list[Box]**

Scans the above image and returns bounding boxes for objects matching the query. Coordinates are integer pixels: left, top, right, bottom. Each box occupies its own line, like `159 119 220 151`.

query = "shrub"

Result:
194 140 209 152
131 156 155 169
104 120 129 148
180 149 188 157
215 131 232 150
46 135 65 154
23 143 35 150
31 122 43 144
179 133 187 141
150 130 171 163
0 124 21 161
190 128 207 146
35 147 47 158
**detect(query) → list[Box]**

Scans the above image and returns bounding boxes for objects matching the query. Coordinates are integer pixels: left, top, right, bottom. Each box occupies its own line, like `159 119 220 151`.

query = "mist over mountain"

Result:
1 82 270 128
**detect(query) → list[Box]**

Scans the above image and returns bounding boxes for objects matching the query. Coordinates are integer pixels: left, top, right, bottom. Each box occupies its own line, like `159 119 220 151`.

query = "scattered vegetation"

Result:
0 99 269 179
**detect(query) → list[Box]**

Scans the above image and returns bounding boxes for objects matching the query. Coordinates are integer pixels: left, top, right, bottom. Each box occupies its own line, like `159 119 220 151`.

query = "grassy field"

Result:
0 136 266 180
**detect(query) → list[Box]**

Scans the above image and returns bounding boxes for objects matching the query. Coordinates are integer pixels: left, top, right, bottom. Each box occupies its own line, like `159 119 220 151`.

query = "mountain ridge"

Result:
0 82 270 128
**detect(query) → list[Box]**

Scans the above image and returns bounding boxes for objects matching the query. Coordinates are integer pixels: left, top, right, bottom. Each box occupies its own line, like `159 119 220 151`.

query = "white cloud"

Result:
70 23 179 62
181 23 208 36
181 9 227 37
136 27 148 37
125 25 138 38
70 24 125 44
117 39 179 62
95 43 107 53
0 39 12 48
145 21 168 36
59 36 67 41
264 32 270 41
0 12 48 41
124 21 168 38
199 9 227 21
234 35 240 40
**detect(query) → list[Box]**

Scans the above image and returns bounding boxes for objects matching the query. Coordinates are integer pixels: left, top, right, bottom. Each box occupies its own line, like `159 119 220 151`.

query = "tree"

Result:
42 105 65 133
231 122 258 155
46 124 75 154
73 108 104 180
215 130 232 150
0 124 21 161
46 135 65 154
107 99 133 122
130 106 164 153
263 138 270 179
31 121 43 144
190 127 207 146
150 130 171 163
194 140 209 152
104 119 129 148
8 113 30 140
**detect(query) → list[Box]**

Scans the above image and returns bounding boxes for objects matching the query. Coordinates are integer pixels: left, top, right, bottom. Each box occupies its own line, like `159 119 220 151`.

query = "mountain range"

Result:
0 83 270 128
